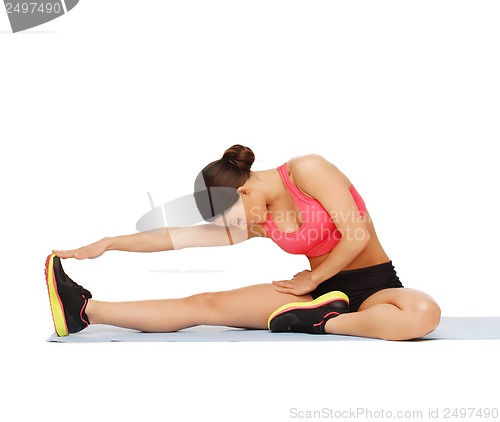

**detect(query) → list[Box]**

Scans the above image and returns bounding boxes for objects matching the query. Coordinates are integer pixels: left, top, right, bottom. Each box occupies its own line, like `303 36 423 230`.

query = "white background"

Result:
1 1 499 421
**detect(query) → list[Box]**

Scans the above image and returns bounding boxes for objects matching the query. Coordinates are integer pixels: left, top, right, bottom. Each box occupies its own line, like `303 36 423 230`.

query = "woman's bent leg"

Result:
85 284 313 332
324 288 441 340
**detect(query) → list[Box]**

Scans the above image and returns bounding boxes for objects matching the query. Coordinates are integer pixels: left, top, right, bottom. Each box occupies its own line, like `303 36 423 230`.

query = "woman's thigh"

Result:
358 287 440 313
201 283 313 329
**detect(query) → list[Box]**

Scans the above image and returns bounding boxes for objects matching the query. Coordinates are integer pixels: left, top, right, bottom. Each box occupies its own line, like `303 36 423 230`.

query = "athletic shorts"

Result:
309 261 404 312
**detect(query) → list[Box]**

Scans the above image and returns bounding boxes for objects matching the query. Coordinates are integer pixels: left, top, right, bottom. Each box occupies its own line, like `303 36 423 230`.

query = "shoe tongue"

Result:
82 288 92 299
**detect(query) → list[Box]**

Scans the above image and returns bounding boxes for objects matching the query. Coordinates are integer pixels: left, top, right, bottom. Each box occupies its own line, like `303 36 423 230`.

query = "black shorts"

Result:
309 261 404 312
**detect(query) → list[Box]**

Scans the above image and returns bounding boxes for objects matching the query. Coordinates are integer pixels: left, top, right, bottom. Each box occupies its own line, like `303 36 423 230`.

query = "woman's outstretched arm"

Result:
53 224 252 259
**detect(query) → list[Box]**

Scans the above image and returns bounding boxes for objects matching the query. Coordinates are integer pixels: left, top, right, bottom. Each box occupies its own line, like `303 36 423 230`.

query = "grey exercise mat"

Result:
46 317 500 343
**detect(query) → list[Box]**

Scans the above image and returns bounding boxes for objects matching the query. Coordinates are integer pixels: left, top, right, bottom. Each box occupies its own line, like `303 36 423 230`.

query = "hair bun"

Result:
222 144 255 173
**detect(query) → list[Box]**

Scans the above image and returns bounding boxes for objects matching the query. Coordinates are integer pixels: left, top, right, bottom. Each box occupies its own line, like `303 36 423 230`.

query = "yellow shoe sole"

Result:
44 253 69 337
268 291 349 330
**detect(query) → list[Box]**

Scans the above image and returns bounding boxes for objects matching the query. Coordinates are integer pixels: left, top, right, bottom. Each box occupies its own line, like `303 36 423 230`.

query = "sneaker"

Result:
268 291 350 334
44 253 92 336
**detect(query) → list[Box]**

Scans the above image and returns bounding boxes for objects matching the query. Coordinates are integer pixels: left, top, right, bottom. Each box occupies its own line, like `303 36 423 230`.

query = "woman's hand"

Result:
53 237 111 260
272 270 317 296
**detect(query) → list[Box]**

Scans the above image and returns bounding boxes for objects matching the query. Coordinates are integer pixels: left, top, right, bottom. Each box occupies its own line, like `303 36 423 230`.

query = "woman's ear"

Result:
237 186 250 195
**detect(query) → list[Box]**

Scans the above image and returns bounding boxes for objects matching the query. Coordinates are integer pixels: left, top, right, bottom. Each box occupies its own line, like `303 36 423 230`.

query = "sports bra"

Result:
263 163 367 258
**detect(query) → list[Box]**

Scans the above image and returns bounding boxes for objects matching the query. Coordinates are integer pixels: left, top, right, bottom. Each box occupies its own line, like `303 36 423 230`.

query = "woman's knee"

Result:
189 292 218 310
187 292 225 323
410 297 441 338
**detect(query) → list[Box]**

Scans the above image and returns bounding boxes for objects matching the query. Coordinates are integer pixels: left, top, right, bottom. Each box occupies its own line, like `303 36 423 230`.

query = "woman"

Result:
46 145 441 340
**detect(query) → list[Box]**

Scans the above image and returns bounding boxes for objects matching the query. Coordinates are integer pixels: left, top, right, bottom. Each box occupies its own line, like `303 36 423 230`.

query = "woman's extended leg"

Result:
85 284 314 332
324 288 441 340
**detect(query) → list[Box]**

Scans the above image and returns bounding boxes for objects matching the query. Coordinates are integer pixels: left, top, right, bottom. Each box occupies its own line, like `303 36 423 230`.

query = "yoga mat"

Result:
46 317 500 343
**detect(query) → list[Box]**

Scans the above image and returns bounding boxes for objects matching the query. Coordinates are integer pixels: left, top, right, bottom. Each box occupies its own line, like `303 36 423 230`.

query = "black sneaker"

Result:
44 254 92 336
268 291 350 334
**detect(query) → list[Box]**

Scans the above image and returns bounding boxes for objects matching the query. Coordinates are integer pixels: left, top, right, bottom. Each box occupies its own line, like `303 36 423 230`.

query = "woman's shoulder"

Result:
286 154 351 189
286 154 334 179
287 153 328 168
284 154 328 176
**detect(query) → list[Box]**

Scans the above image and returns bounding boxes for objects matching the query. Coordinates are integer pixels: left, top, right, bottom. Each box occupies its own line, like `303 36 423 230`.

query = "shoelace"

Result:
65 275 92 298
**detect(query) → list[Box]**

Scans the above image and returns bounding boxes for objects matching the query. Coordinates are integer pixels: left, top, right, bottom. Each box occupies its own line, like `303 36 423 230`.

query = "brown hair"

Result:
194 145 255 222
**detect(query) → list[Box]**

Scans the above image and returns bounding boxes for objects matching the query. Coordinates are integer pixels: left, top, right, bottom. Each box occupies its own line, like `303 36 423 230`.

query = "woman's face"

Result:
211 190 266 229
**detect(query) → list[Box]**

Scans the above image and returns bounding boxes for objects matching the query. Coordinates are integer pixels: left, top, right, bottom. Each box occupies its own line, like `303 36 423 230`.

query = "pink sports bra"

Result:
263 163 367 258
